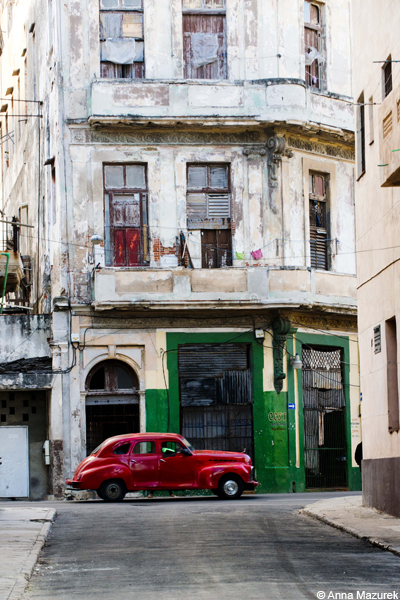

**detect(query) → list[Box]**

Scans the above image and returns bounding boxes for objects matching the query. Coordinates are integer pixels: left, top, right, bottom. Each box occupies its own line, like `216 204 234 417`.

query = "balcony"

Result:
89 79 354 133
93 266 357 312
0 218 31 311
379 82 400 187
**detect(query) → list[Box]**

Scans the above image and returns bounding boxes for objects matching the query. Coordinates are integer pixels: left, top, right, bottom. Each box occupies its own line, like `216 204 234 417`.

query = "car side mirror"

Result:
181 448 192 456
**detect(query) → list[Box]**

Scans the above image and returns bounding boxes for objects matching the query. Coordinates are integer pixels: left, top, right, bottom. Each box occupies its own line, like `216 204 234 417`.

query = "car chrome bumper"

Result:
244 480 259 491
65 479 82 489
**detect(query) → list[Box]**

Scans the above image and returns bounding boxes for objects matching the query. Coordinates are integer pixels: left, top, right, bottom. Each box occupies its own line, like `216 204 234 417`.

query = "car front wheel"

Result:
217 475 244 500
100 480 126 502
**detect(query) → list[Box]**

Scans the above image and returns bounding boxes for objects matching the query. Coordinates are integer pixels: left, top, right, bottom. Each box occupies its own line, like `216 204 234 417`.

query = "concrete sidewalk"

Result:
0 506 56 600
303 495 400 557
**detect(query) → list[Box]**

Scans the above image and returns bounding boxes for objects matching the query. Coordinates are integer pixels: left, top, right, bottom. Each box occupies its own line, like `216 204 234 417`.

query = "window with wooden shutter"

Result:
104 164 148 267
309 172 329 270
383 57 392 99
99 0 144 79
182 0 227 80
304 1 323 89
356 92 366 178
187 164 232 268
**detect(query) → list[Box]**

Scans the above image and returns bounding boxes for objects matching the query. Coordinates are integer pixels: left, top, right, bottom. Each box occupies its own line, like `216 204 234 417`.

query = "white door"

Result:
0 427 29 497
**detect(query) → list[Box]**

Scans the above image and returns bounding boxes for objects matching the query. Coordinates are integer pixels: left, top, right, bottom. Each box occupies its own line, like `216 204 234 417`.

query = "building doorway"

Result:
178 344 254 460
85 360 140 455
302 346 347 489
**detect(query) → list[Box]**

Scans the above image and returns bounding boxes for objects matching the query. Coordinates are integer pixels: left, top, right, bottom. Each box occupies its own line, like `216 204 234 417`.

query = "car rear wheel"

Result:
217 475 244 500
100 480 126 502
96 488 104 500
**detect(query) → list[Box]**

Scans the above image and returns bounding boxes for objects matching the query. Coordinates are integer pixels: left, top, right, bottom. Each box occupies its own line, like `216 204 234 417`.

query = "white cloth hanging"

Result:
191 33 219 69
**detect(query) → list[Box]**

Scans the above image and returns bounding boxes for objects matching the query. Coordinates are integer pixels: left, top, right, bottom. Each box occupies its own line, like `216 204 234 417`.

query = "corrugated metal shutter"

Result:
179 344 249 378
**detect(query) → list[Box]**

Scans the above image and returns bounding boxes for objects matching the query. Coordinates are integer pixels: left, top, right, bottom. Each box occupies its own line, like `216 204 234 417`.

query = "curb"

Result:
7 509 57 600
301 508 400 559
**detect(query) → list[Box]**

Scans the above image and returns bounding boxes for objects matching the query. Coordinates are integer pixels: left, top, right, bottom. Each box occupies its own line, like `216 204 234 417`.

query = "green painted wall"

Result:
144 328 361 494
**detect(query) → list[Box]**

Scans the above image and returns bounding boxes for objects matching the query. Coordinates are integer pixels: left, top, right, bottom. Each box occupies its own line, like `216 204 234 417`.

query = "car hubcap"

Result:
107 484 120 499
223 480 239 496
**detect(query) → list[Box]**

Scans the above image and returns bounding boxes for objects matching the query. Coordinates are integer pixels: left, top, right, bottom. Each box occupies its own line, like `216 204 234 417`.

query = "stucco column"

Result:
139 391 146 433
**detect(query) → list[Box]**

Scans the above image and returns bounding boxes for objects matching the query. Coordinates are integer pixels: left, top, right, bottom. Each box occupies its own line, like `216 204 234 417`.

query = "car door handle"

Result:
130 460 137 464
160 459 166 463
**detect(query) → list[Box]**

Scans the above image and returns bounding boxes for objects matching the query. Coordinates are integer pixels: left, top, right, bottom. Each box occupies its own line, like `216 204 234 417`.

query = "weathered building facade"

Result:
353 0 400 516
0 0 361 498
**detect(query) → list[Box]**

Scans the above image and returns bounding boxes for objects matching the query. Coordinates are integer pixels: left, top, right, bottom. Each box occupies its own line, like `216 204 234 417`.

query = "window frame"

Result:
103 163 149 268
309 171 330 271
304 1 325 91
182 7 227 80
383 57 393 99
99 0 145 80
356 93 366 180
186 163 232 269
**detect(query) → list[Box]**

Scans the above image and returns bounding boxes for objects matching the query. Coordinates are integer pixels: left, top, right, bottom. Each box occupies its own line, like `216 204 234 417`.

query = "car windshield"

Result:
181 438 194 452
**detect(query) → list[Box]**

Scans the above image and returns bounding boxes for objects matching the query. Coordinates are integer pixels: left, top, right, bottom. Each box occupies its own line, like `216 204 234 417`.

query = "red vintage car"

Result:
66 433 258 501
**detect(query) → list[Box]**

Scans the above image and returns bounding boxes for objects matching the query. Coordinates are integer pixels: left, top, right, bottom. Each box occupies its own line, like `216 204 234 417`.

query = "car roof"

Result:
102 433 184 446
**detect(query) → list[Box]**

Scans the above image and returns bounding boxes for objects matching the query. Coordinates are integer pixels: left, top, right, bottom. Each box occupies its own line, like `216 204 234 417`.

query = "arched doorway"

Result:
85 360 140 455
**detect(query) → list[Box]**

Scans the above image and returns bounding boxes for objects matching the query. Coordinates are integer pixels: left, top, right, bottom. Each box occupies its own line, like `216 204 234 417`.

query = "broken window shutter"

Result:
100 13 122 39
122 13 143 38
207 194 230 218
209 165 228 189
216 229 232 267
187 193 208 219
188 166 207 188
310 229 327 270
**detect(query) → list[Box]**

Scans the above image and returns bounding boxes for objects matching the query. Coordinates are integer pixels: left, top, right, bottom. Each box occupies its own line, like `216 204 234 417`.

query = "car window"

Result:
161 441 186 457
113 442 131 455
133 441 156 455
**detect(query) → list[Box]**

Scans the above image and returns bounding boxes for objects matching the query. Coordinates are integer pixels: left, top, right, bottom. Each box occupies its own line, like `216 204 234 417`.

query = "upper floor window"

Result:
99 0 144 79
383 57 392 99
356 93 366 178
182 0 227 80
309 172 329 270
304 1 324 89
103 164 149 267
187 164 232 268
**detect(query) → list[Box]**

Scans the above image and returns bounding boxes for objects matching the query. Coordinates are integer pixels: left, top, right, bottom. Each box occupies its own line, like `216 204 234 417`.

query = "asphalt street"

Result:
22 493 400 600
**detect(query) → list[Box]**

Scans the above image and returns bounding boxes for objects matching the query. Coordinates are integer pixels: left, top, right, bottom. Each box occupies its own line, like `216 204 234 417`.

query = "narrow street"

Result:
23 493 400 600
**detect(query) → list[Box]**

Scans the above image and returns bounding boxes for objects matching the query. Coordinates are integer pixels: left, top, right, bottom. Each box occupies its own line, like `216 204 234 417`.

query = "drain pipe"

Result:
0 252 10 314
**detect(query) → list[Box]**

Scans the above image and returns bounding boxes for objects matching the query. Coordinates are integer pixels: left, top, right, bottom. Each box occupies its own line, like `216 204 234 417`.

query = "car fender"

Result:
80 463 133 490
197 464 250 489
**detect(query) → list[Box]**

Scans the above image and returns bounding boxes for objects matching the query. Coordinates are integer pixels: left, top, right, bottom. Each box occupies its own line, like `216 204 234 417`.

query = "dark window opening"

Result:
187 164 232 268
179 343 254 461
309 172 329 270
31 406 37 414
1 400 6 408
302 346 347 489
113 442 131 455
9 406 15 415
99 0 144 79
117 366 133 389
133 441 156 454
383 58 392 99
90 368 106 390
104 164 148 267
86 404 139 455
386 317 399 433
23 414 29 421
1 414 6 422
182 0 227 80
87 360 139 393
304 1 323 89
357 93 366 178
